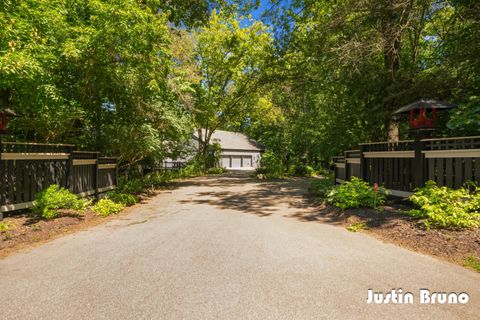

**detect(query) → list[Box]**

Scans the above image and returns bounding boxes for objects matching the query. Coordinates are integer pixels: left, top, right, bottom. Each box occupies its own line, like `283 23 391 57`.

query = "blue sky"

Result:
250 0 293 23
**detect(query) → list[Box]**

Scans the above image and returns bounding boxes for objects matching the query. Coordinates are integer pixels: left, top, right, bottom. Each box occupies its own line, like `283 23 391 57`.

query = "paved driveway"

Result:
1 173 479 319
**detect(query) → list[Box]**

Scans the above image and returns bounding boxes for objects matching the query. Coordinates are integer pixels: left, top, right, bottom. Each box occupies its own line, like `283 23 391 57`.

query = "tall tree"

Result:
193 10 273 159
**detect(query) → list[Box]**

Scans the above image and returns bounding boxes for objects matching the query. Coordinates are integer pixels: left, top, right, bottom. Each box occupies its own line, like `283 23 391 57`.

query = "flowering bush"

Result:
327 177 388 210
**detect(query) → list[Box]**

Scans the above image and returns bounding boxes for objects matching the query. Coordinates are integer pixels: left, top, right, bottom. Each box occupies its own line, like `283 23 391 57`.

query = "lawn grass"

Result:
463 255 480 273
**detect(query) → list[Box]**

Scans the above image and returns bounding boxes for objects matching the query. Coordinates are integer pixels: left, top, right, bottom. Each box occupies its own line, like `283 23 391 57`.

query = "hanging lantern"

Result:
394 99 456 131
0 108 18 134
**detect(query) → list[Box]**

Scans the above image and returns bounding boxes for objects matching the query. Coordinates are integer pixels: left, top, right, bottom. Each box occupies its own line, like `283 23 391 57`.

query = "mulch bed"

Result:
0 190 163 259
0 209 118 259
303 199 480 270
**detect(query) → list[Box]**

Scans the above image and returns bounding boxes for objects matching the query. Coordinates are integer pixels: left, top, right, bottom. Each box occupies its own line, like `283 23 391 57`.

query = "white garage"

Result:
198 130 264 170
221 155 255 169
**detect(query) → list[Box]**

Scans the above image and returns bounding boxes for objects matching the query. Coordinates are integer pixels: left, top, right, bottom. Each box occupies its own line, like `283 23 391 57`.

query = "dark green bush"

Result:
258 150 285 178
106 192 138 206
327 177 387 210
289 164 317 176
143 172 171 188
309 178 334 199
408 181 480 229
33 185 89 219
117 178 144 194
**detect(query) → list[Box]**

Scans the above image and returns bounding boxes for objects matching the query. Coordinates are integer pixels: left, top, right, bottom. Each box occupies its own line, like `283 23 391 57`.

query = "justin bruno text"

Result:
366 289 469 304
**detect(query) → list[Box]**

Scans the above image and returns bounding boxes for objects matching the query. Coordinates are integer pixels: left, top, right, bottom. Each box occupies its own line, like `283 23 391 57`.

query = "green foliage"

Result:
142 172 172 188
408 181 480 229
117 178 144 195
106 192 138 207
92 199 125 217
288 164 317 177
0 221 15 233
244 0 480 166
32 185 88 219
258 150 285 178
178 163 204 177
448 97 480 135
327 178 387 210
193 11 273 157
464 255 480 273
347 222 367 233
207 167 226 175
309 178 334 199
1 0 193 168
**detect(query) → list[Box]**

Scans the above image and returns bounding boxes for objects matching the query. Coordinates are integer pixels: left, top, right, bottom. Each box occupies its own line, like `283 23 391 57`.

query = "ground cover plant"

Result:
309 178 334 200
464 255 480 273
106 192 138 207
407 181 480 229
32 185 89 220
92 199 125 217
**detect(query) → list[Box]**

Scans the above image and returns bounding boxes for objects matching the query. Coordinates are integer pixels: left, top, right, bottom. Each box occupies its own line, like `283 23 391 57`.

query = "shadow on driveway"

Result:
177 174 314 217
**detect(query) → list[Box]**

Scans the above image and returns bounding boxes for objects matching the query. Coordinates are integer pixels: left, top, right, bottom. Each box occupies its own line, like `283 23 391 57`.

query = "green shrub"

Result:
33 185 88 219
407 181 480 229
143 172 170 188
258 151 285 178
92 199 125 217
106 192 138 206
347 222 367 232
0 221 14 233
117 178 144 194
178 163 202 177
309 178 334 199
289 164 317 176
327 177 387 210
207 167 225 174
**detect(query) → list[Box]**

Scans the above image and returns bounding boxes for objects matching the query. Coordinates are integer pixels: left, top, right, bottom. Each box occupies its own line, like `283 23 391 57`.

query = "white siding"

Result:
220 150 262 169
231 156 242 168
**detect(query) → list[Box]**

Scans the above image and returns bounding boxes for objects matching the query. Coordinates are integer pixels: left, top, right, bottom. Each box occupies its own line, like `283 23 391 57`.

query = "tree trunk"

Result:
388 118 400 142
0 88 11 109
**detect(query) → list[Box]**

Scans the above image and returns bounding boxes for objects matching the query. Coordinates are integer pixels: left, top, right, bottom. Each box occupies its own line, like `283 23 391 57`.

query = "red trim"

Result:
409 108 437 129
0 112 7 130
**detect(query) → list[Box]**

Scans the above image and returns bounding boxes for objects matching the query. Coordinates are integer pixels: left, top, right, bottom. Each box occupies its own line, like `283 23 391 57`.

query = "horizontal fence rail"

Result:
334 136 480 197
0 142 118 218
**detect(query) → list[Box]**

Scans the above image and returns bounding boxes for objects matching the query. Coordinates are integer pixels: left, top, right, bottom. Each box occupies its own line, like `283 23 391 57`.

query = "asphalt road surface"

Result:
1 173 479 319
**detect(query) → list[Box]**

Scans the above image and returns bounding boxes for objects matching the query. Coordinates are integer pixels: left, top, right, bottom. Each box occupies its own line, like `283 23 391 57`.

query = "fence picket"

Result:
334 136 480 196
0 142 117 217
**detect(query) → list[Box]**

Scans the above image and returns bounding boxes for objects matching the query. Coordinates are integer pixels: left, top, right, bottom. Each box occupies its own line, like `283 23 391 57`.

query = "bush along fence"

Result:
0 142 118 219
334 136 480 197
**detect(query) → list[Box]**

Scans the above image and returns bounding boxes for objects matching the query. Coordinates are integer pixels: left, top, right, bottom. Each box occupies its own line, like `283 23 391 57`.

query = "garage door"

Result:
242 156 252 167
221 156 230 168
231 156 242 168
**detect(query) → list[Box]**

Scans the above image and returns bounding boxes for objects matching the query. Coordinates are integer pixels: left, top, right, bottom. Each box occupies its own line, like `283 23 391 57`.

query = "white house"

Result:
194 130 264 170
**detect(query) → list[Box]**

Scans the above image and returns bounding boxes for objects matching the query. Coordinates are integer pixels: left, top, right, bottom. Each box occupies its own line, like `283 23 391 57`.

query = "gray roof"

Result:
194 130 264 151
394 99 456 114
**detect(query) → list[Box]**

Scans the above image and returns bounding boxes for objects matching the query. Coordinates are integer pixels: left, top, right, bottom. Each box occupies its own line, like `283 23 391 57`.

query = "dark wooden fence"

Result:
143 161 187 175
0 142 117 217
334 136 480 197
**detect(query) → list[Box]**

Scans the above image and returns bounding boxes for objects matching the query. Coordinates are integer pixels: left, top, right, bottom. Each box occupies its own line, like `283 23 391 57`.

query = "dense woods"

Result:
1 0 479 170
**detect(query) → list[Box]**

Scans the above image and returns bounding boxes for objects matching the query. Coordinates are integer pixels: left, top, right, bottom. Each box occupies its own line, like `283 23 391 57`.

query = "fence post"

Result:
412 137 425 189
94 153 99 200
0 136 3 221
344 152 349 182
115 158 119 189
333 157 337 185
359 145 367 182
66 146 74 192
